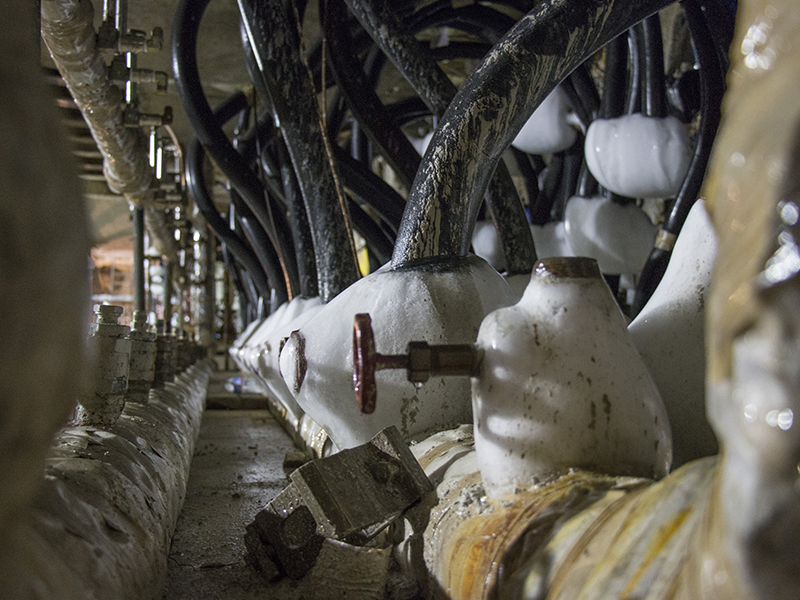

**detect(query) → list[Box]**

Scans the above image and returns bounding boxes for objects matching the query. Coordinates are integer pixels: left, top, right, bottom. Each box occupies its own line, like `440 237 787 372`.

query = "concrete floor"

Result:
163 374 297 599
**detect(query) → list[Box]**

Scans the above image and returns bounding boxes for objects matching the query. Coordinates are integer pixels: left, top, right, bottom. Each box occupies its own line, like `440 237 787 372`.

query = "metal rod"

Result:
164 259 174 334
133 205 146 312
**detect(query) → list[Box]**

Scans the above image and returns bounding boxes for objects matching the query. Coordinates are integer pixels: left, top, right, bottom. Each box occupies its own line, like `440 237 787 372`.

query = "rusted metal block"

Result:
289 425 433 545
246 426 432 581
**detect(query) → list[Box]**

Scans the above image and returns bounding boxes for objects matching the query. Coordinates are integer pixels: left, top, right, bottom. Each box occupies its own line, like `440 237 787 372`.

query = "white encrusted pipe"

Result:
279 256 514 449
563 194 657 274
511 86 578 155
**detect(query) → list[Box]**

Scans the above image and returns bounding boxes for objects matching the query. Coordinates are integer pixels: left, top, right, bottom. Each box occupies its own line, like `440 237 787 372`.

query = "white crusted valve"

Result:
584 114 692 198
563 195 657 274
351 258 672 498
511 86 579 155
628 200 718 466
244 296 322 428
280 256 514 449
77 304 131 425
126 310 156 404
473 258 671 496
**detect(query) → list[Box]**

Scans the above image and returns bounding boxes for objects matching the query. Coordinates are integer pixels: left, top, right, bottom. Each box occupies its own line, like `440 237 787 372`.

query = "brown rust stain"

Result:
436 472 625 600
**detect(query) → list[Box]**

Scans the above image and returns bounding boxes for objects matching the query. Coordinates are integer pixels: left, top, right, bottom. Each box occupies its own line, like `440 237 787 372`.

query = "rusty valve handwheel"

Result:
353 314 408 414
352 313 482 415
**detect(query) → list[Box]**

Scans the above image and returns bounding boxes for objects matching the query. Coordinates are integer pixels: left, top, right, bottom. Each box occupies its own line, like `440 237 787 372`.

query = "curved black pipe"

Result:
276 138 319 298
570 62 602 118
639 14 667 118
626 26 643 114
222 244 255 328
346 0 536 273
324 0 421 188
602 33 629 120
409 4 517 43
333 144 405 233
632 0 724 314
172 0 297 301
187 136 273 299
347 198 395 265
344 0 457 117
238 0 360 303
392 0 674 268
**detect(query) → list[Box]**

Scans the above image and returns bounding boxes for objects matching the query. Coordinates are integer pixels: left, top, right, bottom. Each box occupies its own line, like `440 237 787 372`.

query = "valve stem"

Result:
352 313 480 414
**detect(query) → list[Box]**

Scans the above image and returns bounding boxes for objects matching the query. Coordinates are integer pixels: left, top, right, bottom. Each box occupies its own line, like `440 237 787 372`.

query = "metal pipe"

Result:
40 0 152 201
392 0 673 268
164 259 174 334
133 205 146 313
324 0 420 189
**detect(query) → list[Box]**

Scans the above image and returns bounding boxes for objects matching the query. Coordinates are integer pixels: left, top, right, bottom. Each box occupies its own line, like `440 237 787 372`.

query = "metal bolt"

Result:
352 313 481 415
131 309 148 332
96 304 124 325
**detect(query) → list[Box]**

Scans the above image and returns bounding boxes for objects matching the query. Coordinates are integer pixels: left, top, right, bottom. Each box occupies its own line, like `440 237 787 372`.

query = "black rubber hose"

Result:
510 147 541 213
409 3 517 43
552 137 585 221
172 0 297 300
639 14 667 118
531 152 564 226
348 198 395 265
277 138 319 298
238 0 360 303
324 0 421 189
196 90 285 303
386 97 432 126
392 0 673 267
187 136 273 300
222 244 254 327
344 0 457 117
602 33 629 120
333 144 405 233
560 78 592 131
632 0 724 315
626 26 643 114
570 62 602 118
345 0 536 273
236 120 288 207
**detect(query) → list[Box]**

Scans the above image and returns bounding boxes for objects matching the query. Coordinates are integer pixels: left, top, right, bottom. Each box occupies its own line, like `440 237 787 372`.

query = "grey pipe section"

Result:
40 0 153 201
392 0 673 267
12 364 211 599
